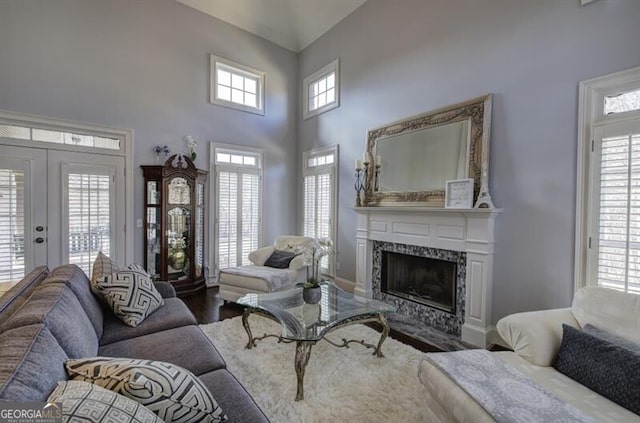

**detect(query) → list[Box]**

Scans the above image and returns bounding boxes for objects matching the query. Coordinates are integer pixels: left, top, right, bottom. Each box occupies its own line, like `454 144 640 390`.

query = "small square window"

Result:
303 59 340 120
210 55 265 115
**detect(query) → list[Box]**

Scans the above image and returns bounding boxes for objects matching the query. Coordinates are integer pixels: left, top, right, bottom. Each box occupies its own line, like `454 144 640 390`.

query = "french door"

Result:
0 145 125 286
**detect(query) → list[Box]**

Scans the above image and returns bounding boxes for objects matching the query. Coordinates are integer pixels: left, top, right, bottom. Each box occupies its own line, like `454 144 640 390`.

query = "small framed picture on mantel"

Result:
445 179 474 209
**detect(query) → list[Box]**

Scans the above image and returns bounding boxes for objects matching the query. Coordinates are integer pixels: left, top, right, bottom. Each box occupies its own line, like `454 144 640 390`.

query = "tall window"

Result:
65 170 113 275
0 170 24 285
576 66 640 293
210 55 265 115
212 145 262 272
303 59 340 119
303 146 338 274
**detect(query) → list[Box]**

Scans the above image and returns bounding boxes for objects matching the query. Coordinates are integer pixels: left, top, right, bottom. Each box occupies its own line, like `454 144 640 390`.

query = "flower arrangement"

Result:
299 237 334 289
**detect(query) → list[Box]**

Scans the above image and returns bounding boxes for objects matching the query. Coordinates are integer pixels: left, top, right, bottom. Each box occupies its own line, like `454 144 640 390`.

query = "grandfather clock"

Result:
142 154 207 295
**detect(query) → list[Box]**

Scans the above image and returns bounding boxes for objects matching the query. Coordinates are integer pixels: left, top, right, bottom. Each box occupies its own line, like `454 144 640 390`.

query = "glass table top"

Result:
237 282 396 341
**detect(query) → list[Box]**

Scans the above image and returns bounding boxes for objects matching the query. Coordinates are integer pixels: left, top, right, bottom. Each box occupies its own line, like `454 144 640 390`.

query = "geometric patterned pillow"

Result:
65 358 227 422
91 252 120 296
47 380 163 423
97 268 164 327
126 262 152 276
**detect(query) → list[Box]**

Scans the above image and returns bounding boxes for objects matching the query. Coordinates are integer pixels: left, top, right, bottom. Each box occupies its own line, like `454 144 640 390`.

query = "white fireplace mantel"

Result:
354 206 501 347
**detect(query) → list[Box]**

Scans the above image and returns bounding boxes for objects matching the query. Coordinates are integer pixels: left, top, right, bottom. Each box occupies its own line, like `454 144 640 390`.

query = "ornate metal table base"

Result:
241 308 391 401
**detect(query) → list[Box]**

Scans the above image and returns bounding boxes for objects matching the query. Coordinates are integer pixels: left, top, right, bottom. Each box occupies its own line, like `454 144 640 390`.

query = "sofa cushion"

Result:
45 264 105 339
1 282 99 358
66 357 227 422
0 324 69 401
98 326 226 376
198 369 269 423
48 380 163 423
90 251 120 293
97 268 164 327
554 324 640 415
572 286 640 344
0 265 49 326
100 297 197 345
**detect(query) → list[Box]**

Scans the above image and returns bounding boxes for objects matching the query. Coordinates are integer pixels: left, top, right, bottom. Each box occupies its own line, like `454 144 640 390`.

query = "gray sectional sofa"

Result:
0 264 269 422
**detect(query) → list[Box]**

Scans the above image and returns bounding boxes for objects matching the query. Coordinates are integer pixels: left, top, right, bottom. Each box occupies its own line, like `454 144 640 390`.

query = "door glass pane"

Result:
146 207 161 279
168 177 190 205
67 173 111 277
195 183 204 278
167 207 190 281
0 169 25 286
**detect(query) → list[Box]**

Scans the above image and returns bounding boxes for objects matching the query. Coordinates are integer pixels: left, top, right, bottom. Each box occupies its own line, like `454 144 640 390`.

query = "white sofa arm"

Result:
289 255 306 272
496 308 579 367
248 246 275 266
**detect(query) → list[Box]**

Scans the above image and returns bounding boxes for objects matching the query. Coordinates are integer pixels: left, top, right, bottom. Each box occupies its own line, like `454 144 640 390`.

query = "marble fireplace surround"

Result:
354 207 501 347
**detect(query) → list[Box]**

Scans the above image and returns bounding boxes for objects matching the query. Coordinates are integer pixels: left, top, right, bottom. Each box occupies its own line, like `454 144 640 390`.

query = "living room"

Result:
1 0 640 422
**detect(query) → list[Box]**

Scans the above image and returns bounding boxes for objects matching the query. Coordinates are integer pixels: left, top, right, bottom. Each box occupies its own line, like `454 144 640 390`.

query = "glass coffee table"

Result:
237 282 396 401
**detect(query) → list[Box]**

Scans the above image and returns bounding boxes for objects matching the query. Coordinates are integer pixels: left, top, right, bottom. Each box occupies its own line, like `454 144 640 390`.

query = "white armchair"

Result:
218 235 318 302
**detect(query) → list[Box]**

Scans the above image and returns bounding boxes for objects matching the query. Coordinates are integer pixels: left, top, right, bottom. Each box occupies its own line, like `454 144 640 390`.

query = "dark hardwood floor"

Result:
181 287 442 353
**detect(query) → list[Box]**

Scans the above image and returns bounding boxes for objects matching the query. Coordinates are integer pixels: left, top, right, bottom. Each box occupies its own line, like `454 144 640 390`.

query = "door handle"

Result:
34 237 45 244
35 226 45 232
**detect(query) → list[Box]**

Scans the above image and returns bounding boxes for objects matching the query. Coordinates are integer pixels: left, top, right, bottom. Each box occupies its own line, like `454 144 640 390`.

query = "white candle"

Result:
376 155 381 164
363 152 371 163
355 159 362 170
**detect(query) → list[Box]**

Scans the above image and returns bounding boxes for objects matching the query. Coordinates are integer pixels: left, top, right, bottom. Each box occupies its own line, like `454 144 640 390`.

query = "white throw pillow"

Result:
97 268 164 327
65 357 227 423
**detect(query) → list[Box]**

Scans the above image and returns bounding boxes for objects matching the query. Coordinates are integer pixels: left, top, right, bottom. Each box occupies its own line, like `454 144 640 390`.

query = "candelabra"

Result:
354 166 365 207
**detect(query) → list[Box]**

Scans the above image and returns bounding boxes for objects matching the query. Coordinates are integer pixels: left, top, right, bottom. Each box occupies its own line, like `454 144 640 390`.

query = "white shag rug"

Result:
200 316 431 423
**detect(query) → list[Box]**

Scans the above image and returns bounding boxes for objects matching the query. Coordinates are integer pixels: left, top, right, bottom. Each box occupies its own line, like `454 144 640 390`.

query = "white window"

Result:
576 66 640 294
211 144 263 273
210 55 265 115
303 146 338 275
303 59 340 120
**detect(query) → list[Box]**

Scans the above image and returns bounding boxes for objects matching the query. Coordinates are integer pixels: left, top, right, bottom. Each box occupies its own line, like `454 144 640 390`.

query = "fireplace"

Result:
355 207 499 346
372 241 466 336
381 251 457 313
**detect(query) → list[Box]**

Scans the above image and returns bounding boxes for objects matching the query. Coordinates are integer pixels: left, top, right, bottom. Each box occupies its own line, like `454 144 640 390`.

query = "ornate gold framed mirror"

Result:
363 94 493 207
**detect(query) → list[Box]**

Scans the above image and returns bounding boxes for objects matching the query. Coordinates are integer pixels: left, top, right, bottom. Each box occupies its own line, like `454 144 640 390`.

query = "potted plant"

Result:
300 238 333 304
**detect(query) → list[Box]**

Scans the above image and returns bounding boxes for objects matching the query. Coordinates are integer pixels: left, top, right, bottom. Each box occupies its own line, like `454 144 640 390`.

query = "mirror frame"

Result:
363 94 492 207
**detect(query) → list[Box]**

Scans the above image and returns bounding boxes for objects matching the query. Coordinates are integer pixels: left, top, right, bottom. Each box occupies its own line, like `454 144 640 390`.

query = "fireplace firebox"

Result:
381 251 457 313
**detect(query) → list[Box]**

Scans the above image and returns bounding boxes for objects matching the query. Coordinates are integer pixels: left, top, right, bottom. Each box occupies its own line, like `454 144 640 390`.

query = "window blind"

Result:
241 173 259 266
216 170 260 269
217 171 238 269
67 173 111 277
597 133 640 293
0 169 25 284
303 171 332 270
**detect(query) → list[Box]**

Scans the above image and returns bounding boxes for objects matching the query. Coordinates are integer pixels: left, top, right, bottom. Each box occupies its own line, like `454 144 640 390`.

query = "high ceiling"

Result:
176 0 368 52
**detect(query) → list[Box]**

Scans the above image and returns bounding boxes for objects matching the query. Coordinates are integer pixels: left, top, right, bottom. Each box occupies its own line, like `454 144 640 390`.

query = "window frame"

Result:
209 55 265 115
209 142 263 280
575 65 640 292
302 145 339 276
303 59 340 120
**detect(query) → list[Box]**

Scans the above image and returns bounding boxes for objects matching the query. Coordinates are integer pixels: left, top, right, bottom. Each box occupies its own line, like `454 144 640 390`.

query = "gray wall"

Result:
298 0 640 320
0 0 299 266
